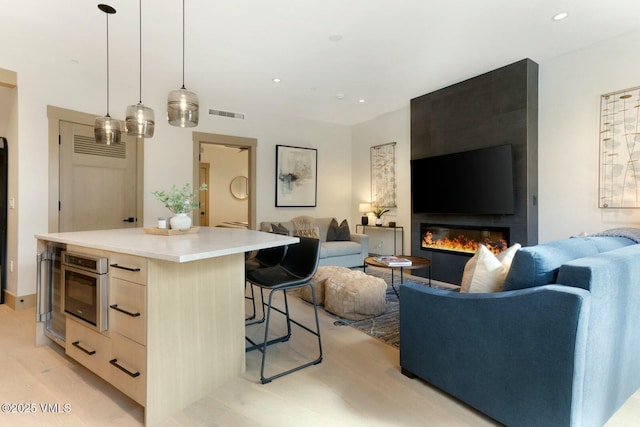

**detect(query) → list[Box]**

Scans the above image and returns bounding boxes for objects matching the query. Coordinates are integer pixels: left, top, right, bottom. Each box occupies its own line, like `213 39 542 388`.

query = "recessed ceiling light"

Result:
328 34 343 42
272 78 281 83
552 12 569 21
336 93 345 100
358 99 366 103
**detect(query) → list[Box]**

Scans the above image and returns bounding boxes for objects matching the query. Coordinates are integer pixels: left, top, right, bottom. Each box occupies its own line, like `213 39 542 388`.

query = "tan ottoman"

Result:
300 266 351 305
323 269 387 320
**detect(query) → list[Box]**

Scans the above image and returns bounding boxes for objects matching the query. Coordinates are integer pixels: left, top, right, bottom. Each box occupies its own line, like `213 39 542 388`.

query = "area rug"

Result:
332 269 456 348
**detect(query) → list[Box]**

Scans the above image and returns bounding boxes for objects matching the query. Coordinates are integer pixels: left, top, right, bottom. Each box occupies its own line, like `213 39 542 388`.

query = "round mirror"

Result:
230 176 248 200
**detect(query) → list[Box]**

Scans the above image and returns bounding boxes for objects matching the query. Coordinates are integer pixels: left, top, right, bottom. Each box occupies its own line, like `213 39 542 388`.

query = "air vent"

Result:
209 109 245 120
74 135 126 159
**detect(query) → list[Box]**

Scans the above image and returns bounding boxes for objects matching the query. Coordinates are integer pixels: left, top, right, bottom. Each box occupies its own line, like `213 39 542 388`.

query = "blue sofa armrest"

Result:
400 283 591 427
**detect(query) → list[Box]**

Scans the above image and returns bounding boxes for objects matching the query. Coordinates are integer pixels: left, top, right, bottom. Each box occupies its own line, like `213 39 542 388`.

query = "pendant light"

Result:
125 0 155 138
167 0 199 127
95 4 122 145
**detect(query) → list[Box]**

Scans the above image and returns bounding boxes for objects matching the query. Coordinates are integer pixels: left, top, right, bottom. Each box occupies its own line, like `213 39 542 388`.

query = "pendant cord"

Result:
106 12 110 116
182 0 186 89
139 0 142 104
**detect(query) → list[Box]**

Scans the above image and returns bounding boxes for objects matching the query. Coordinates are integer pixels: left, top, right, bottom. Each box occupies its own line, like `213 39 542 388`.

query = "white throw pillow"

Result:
460 243 521 293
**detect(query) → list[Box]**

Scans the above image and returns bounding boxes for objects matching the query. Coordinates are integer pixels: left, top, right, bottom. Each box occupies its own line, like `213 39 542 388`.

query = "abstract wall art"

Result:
370 142 397 208
599 86 640 208
275 145 317 207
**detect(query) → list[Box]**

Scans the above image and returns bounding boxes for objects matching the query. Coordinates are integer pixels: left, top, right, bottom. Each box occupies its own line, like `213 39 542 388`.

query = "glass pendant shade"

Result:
95 4 121 145
95 115 122 145
167 87 199 127
126 0 154 139
125 102 155 137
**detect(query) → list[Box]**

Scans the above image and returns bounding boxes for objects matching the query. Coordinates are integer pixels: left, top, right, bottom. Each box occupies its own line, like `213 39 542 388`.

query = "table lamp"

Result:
359 203 371 225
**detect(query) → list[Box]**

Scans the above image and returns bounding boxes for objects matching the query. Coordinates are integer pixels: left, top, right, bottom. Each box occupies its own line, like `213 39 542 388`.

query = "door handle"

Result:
123 217 136 223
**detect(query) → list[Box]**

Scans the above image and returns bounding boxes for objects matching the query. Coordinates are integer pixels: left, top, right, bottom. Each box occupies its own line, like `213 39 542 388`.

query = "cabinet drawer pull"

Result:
109 358 140 378
109 263 141 272
72 341 96 356
109 304 141 317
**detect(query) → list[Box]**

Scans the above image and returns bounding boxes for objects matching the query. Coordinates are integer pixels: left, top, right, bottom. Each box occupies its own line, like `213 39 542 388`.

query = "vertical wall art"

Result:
599 86 640 208
276 145 317 207
370 142 397 208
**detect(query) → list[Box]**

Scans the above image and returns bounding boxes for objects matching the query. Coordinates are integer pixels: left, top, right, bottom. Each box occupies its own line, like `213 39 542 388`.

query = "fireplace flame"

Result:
422 231 507 255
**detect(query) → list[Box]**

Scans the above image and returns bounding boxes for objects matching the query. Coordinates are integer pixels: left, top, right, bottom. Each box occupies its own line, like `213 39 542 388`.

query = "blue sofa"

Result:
400 231 640 427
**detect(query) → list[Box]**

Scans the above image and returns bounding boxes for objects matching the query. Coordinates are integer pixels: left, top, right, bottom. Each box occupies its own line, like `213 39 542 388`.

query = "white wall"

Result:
538 28 640 241
0 59 352 299
4 23 640 298
352 107 411 254
350 28 640 249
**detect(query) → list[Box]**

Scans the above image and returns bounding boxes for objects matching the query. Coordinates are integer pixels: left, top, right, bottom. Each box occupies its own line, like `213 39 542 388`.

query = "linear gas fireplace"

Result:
420 223 510 256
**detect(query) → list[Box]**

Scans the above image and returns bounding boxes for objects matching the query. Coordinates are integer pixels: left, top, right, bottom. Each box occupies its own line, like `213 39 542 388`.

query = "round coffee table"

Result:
364 255 432 297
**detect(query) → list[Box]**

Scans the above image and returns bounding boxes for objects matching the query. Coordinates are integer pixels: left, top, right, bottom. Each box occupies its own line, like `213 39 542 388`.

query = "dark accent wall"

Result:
410 58 538 284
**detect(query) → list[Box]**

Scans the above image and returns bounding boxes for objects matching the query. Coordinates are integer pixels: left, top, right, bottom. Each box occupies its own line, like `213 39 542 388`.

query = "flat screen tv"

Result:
411 144 515 215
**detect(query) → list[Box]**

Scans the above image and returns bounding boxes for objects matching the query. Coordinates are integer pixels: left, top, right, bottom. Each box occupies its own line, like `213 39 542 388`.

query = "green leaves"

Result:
372 206 390 218
152 183 208 214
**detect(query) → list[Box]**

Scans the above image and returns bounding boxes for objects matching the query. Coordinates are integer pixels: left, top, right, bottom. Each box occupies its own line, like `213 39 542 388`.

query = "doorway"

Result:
0 138 7 304
192 132 257 229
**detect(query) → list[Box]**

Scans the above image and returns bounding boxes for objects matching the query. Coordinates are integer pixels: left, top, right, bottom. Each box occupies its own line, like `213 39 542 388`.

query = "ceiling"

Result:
2 0 640 126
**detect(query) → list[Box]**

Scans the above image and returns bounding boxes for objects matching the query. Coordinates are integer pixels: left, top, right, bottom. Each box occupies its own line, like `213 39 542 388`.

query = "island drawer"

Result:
66 317 112 381
109 277 146 345
109 252 147 285
110 332 146 406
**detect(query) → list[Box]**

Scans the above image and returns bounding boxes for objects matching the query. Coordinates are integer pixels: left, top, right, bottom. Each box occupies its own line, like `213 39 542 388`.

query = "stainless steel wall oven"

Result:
62 252 109 332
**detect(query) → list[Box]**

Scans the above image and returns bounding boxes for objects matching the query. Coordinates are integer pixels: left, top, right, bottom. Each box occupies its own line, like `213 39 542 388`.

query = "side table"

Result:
355 224 404 255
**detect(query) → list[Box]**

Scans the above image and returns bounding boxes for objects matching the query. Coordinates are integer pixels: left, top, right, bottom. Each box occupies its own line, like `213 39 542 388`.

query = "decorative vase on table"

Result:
170 213 192 230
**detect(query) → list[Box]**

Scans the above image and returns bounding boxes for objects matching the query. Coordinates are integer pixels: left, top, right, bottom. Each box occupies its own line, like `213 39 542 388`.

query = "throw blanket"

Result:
593 227 640 244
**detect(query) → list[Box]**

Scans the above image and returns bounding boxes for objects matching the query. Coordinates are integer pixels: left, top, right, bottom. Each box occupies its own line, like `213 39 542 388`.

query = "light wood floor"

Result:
2 287 640 426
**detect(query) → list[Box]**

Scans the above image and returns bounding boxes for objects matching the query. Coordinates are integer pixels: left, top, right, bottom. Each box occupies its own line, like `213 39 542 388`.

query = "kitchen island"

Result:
35 227 298 426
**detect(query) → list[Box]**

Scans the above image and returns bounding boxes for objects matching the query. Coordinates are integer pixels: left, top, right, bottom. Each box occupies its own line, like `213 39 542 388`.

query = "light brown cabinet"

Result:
65 251 148 406
62 245 245 426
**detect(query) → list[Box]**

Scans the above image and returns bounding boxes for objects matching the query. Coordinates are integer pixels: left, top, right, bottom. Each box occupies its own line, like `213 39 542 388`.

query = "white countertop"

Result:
35 227 299 263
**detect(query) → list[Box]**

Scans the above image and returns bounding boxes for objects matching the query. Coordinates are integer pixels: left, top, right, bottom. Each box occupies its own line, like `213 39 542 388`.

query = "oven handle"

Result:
110 359 141 378
109 263 141 272
109 304 141 317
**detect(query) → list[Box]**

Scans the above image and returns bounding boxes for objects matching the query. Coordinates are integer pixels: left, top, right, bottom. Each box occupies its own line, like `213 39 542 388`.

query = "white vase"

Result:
375 217 383 226
170 213 192 230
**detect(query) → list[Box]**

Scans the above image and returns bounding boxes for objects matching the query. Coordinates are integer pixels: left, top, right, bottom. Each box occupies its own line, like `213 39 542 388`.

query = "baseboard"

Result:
3 290 36 310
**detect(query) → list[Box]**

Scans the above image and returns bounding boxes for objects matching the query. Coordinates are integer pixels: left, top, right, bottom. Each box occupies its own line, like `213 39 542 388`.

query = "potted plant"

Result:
372 206 390 226
152 183 207 230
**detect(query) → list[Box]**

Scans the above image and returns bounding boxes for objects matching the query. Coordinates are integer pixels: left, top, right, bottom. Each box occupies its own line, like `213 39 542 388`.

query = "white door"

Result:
59 121 137 232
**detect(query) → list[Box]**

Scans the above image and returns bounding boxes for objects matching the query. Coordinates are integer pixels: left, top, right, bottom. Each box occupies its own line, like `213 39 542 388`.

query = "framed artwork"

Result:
371 142 397 208
599 86 640 208
276 145 317 207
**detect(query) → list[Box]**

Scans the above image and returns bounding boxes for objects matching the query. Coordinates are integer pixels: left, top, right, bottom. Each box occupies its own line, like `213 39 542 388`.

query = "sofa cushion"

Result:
326 218 351 241
461 244 521 293
321 241 362 258
584 236 636 252
503 237 601 291
291 216 320 239
270 222 290 235
293 226 320 239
